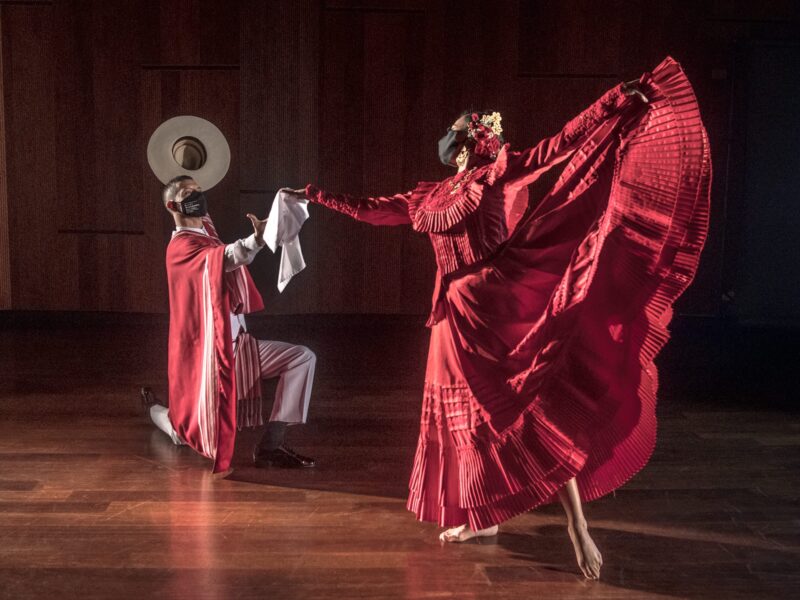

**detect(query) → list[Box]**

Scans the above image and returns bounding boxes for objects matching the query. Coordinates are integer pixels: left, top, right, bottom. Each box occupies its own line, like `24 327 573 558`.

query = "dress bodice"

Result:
408 157 510 276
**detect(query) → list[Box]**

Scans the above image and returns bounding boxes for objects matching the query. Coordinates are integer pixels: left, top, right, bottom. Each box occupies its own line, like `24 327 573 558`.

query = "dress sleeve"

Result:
499 82 629 190
305 184 412 226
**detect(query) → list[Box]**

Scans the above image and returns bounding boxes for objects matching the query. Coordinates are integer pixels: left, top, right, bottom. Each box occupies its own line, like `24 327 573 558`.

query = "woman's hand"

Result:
247 213 268 246
622 79 649 103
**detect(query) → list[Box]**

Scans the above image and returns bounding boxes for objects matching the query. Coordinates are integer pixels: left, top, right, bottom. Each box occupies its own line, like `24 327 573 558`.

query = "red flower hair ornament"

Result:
467 111 503 159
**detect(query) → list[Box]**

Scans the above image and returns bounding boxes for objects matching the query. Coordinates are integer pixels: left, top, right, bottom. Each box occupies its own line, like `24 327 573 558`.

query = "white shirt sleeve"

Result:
224 234 263 272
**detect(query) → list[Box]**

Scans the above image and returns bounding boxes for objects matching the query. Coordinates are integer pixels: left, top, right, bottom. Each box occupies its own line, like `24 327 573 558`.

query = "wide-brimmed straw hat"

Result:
147 115 230 189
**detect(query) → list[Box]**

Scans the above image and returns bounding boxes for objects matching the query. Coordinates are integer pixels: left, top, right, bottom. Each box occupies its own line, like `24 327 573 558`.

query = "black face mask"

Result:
177 190 208 217
437 129 461 166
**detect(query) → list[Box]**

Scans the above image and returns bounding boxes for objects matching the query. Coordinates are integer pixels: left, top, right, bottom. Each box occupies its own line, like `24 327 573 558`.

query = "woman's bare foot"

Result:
567 521 603 579
439 524 499 543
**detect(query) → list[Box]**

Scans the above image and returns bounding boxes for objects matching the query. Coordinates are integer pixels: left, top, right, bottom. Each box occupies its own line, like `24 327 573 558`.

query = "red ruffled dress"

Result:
305 57 711 530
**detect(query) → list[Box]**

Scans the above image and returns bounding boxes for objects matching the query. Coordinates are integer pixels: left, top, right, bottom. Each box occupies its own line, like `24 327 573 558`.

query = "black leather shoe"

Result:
253 445 316 468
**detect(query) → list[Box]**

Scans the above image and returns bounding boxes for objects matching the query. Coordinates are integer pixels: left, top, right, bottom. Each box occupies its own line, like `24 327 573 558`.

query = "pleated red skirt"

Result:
406 57 712 530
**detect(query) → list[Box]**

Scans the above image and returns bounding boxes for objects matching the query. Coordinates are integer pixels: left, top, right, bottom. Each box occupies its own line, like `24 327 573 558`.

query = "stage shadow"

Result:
493 525 797 598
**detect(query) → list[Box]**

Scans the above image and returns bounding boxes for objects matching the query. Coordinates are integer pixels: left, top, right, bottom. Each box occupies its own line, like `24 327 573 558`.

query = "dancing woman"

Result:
285 57 711 579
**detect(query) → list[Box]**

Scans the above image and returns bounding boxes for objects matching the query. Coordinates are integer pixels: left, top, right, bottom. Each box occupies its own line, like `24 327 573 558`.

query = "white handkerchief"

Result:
265 189 309 292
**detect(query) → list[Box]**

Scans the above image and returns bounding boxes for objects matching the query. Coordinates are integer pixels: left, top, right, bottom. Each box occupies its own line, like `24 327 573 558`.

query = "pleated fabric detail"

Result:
405 56 712 530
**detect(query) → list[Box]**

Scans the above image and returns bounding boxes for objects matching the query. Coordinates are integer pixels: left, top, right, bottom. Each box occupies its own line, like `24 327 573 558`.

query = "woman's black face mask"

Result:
437 129 461 166
177 190 208 217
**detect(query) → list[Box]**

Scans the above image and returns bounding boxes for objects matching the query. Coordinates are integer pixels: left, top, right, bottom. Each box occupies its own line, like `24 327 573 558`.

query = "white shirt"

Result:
173 226 263 342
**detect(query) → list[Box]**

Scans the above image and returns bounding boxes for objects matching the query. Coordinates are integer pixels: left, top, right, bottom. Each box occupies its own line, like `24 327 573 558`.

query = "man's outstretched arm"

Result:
223 213 267 272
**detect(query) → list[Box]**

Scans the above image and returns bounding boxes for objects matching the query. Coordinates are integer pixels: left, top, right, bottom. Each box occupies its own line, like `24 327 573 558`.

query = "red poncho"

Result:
166 218 264 473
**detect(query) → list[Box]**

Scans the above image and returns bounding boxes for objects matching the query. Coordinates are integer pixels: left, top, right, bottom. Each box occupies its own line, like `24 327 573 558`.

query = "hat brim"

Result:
147 115 231 190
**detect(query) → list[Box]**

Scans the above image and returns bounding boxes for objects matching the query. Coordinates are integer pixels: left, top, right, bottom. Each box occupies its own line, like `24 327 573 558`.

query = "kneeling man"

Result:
148 174 315 472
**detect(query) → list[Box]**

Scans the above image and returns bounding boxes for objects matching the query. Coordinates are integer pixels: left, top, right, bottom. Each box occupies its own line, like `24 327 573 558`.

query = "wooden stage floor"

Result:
0 313 797 599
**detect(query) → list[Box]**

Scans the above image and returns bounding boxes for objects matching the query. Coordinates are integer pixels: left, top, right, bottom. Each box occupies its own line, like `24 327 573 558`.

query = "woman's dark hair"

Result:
458 108 505 144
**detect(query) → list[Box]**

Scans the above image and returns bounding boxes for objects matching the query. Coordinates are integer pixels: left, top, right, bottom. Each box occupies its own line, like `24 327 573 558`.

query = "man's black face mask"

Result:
437 129 461 166
178 190 208 217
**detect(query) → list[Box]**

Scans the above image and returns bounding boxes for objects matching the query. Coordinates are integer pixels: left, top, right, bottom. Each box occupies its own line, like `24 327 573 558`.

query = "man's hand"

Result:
247 213 268 247
622 79 649 103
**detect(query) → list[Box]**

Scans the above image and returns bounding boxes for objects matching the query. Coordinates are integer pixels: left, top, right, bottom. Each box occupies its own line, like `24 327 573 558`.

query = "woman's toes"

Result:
440 524 498 543
439 525 466 542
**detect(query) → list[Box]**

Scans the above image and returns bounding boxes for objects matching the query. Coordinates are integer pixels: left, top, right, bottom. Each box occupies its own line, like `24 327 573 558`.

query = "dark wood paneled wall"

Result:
0 7 8 310
0 0 797 315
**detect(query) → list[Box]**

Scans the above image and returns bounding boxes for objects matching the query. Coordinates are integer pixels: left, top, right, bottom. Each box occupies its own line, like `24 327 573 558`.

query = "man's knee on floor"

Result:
297 345 316 366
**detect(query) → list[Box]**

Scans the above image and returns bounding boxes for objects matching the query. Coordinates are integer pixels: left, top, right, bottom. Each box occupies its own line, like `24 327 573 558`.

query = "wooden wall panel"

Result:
238 0 320 314
0 0 797 316
734 42 800 322
315 6 436 314
55 0 159 234
239 0 318 191
157 0 239 66
518 0 626 76
41 1 164 312
708 0 799 21
360 9 433 313
1 2 69 310
0 7 9 309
